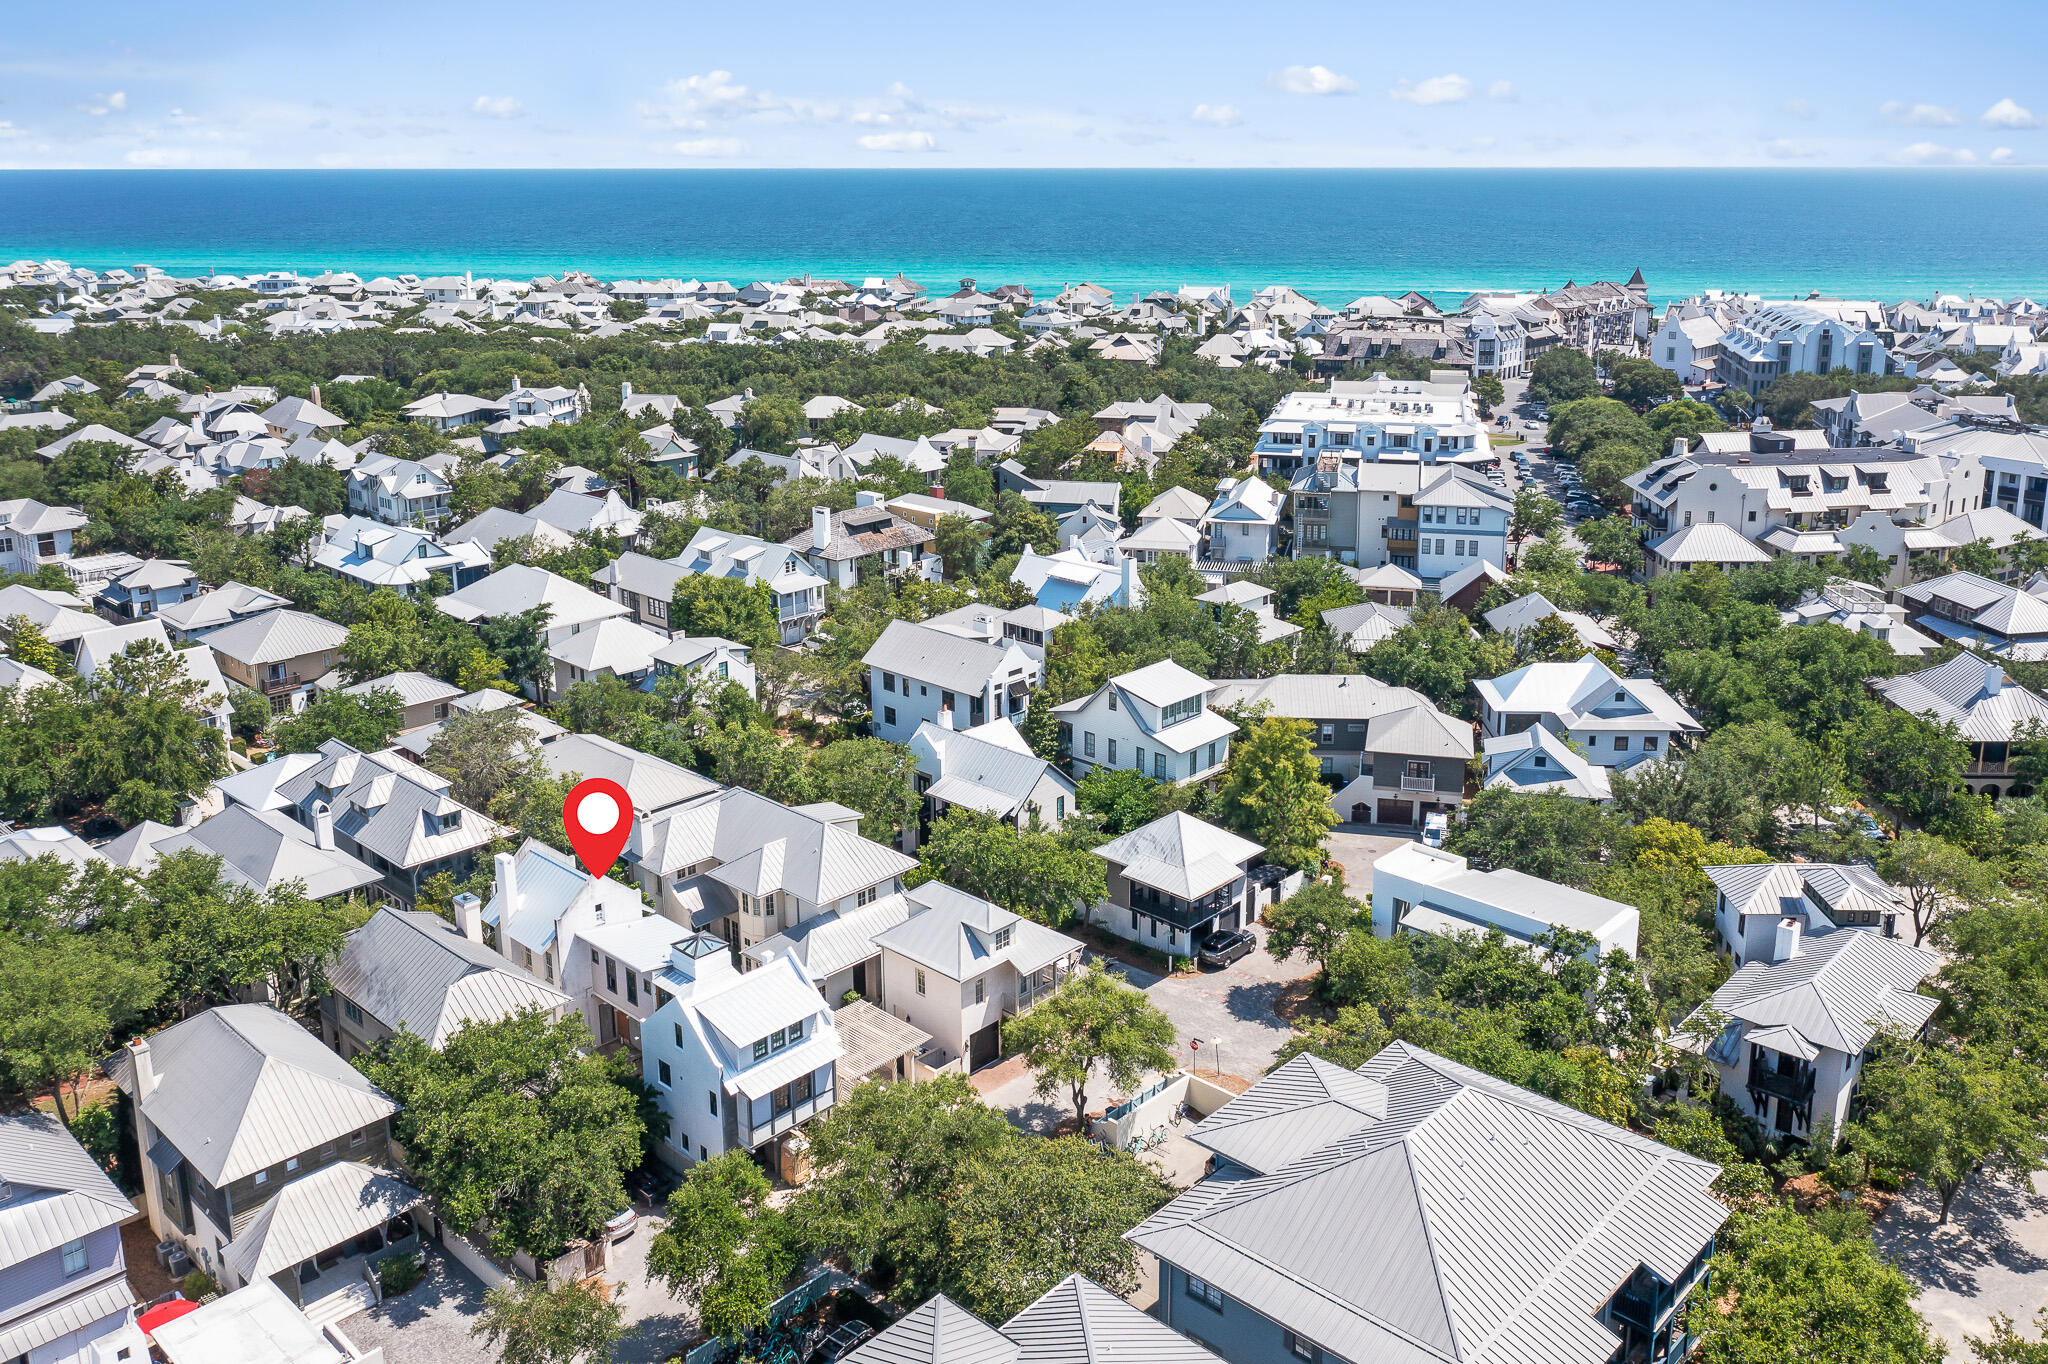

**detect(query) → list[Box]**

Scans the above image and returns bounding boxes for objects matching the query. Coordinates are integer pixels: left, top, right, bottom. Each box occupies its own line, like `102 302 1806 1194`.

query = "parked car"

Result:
605 1208 638 1242
625 1165 677 1207
1422 811 1449 847
1197 928 1256 969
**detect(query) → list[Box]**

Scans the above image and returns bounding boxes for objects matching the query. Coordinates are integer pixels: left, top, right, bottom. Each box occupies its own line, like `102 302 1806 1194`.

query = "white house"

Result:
1198 476 1283 562
1372 842 1638 958
1054 659 1237 785
1473 655 1700 768
346 455 452 527
1707 862 1909 967
640 933 840 1171
863 618 1039 745
906 714 1076 851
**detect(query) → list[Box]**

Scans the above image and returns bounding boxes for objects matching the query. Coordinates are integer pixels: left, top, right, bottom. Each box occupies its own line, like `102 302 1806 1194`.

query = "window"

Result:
1135 745 1145 772
915 969 927 995
789 1017 805 1042
1320 723 1335 744
61 1237 87 1276
657 1060 671 1087
1186 1274 1224 1310
753 1037 769 1060
343 999 364 1026
1533 754 1548 768
1284 1332 1324 1363
1084 731 1097 758
1055 796 1065 819
350 1129 365 1148
1643 736 1660 751
1107 738 1118 764
606 956 618 993
993 926 1012 950
974 979 985 1004
1154 752 1167 779
675 1023 685 1047
770 1027 787 1052
883 671 896 693
254 1169 268 1186
1613 736 1631 753
883 706 897 727
626 972 638 1005
709 1091 719 1116
285 1156 299 1172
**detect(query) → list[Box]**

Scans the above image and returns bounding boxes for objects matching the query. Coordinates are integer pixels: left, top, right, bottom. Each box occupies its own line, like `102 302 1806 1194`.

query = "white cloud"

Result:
107 91 127 111
0 121 20 139
1780 97 1813 119
1390 74 1471 105
125 147 193 166
857 130 937 152
1982 98 2038 129
671 137 746 157
1487 80 1515 101
1191 103 1243 127
471 95 524 118
1991 146 2015 162
1889 141 1976 164
1881 100 1959 127
1765 138 1821 159
1269 65 1355 96
887 81 915 99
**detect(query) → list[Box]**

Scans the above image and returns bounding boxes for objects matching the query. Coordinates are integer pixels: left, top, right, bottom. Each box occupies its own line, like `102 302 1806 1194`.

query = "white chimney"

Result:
128 1035 157 1101
855 489 884 508
452 892 484 944
938 704 954 731
1984 660 2005 696
494 850 518 918
309 382 322 410
1119 555 1140 605
311 800 336 851
812 506 833 551
169 352 180 371
1774 917 1803 963
1672 436 1686 458
621 379 633 401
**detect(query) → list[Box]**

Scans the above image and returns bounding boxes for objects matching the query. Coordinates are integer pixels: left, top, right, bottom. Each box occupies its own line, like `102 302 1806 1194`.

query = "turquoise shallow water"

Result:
4 168 2047 306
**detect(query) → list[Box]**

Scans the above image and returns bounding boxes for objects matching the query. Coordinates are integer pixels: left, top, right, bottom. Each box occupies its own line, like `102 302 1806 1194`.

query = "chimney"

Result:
494 850 518 917
812 506 833 551
311 800 336 851
1984 660 2004 696
127 1035 157 1101
938 704 954 731
929 484 944 501
309 382 322 410
452 892 484 943
1774 917 1803 963
1672 436 1686 459
621 379 633 401
1119 554 1140 605
169 352 180 371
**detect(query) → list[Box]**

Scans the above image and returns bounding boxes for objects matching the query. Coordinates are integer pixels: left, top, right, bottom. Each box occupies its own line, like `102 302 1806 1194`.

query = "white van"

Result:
1421 812 1448 848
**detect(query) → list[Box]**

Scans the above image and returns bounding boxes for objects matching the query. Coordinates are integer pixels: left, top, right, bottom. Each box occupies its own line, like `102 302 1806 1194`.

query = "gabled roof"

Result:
1001 1273 1221 1364
1185 1054 1391 1175
844 1293 1018 1364
104 1004 397 1185
144 804 382 900
1092 812 1262 898
201 608 348 666
330 907 569 1045
222 1160 423 1283
0 1110 135 1265
1128 1043 1727 1364
871 882 1082 979
541 732 721 814
435 564 630 632
640 786 917 898
864 619 1025 692
1871 650 2048 740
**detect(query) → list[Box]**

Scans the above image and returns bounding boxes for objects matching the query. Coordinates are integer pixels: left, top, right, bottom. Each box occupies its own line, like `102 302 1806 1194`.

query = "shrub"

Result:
377 1253 425 1297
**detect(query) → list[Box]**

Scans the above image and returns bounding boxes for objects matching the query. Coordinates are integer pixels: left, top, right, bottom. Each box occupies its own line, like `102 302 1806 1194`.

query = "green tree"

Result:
1971 1310 2048 1364
3 616 62 672
1528 348 1600 407
71 641 230 826
271 686 406 754
944 1136 1173 1321
1879 831 1996 946
1446 786 1614 886
470 1279 624 1364
1848 1035 2048 1224
1472 373 1505 414
1607 357 1683 409
1949 538 2006 578
807 738 921 844
1580 441 1648 505
645 1152 792 1342
1260 880 1365 972
227 685 274 742
931 513 988 580
1002 969 1178 1123
1691 1204 1943 1364
478 605 553 698
423 705 545 812
988 491 1058 558
670 575 779 650
1074 767 1162 836
1546 396 1655 463
738 394 805 452
915 810 1105 925
1509 489 1563 555
1841 707 1968 822
1215 717 1337 871
1839 544 1890 586
0 933 165 1122
1357 601 1513 714
356 1009 643 1259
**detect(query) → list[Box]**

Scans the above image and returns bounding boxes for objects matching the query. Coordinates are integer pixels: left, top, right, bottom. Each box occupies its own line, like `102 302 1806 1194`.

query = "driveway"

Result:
344 1246 494 1364
1875 1171 2048 1353
1322 828 1414 896
608 1213 700 1364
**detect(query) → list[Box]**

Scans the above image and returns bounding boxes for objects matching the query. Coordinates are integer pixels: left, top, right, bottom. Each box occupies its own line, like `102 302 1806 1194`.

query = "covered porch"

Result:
223 1161 425 1312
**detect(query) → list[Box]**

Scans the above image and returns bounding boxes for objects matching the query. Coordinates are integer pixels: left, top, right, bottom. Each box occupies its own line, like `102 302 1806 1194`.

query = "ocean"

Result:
4 168 2047 306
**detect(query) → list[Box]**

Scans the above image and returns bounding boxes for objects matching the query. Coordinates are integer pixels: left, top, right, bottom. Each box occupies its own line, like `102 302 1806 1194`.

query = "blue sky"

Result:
1 0 2043 169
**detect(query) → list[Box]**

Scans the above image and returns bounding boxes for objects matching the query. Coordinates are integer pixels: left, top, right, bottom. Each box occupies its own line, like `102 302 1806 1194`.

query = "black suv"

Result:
1197 928 1256 969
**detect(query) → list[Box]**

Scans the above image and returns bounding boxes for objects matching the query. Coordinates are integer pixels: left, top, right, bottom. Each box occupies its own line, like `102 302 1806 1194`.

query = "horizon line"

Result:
3 163 2044 173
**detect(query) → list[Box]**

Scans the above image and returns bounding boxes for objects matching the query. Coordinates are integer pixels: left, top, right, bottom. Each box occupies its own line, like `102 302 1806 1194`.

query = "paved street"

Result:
1875 1171 2048 1354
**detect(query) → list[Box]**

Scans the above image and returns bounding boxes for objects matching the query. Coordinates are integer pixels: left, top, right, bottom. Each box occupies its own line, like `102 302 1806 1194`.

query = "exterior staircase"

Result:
301 1277 377 1329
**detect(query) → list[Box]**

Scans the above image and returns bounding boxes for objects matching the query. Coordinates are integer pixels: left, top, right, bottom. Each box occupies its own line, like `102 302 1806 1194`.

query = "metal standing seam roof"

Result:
279 740 508 870
744 893 917 983
1000 1273 1223 1364
870 881 1083 979
221 1161 424 1283
641 786 916 899
912 721 1068 818
864 619 1025 693
486 839 648 953
1091 811 1263 899
340 671 461 709
434 563 631 632
0 1278 135 1361
1871 651 2048 741
149 804 382 901
200 608 348 667
843 1293 1020 1364
1127 1043 1727 1364
0 1110 136 1265
330 907 569 1046
1687 928 1940 1056
105 1004 398 1186
1703 861 1908 925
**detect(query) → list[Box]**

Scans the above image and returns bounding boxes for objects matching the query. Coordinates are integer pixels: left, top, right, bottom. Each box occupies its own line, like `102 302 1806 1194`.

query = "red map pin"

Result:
563 777 633 880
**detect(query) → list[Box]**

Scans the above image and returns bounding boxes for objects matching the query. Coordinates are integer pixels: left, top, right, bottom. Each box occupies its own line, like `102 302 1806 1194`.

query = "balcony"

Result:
1001 979 1058 1018
1399 772 1437 793
261 672 307 695
1744 1062 1815 1104
742 1091 832 1148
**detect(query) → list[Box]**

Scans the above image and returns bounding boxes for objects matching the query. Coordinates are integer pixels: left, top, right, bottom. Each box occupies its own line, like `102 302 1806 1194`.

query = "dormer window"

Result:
993 926 1013 950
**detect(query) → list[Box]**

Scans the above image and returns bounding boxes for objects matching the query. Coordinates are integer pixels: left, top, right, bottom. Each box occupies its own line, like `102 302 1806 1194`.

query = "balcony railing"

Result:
743 1091 831 1148
1400 774 1436 793
1002 978 1059 1018
1745 1063 1815 1104
261 672 306 694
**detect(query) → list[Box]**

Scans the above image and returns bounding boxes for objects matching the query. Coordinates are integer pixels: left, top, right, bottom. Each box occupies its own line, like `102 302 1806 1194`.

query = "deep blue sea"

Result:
4 169 2047 306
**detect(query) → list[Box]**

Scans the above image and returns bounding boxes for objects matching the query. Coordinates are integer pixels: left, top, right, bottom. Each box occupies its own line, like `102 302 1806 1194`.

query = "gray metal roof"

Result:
1871 651 2048 741
871 882 1083 979
542 732 721 814
222 1160 423 1282
1185 1054 1390 1175
148 804 383 901
1090 812 1262 899
1688 927 1939 1056
201 608 348 666
1210 675 1471 759
864 619 1022 692
844 1293 1019 1364
0 1278 134 1361
1001 1273 1221 1364
105 1004 397 1186
330 908 570 1046
278 740 508 870
340 671 461 709
0 1110 135 1266
911 720 1070 819
1128 1042 1728 1364
745 894 915 983
641 786 916 901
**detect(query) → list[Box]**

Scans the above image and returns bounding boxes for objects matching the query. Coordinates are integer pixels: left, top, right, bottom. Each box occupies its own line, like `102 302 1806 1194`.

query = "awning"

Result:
147 1135 183 1173
1745 1024 1819 1062
0 1279 136 1358
223 1163 425 1284
726 1037 837 1101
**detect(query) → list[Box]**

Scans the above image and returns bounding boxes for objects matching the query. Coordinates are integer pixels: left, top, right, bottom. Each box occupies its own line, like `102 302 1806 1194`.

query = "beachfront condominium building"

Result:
1714 302 1888 395
1253 374 1486 480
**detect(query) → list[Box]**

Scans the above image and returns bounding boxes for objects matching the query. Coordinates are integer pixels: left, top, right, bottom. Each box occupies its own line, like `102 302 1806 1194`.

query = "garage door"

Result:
969 1023 1000 1071
1217 907 1239 933
1377 798 1415 825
